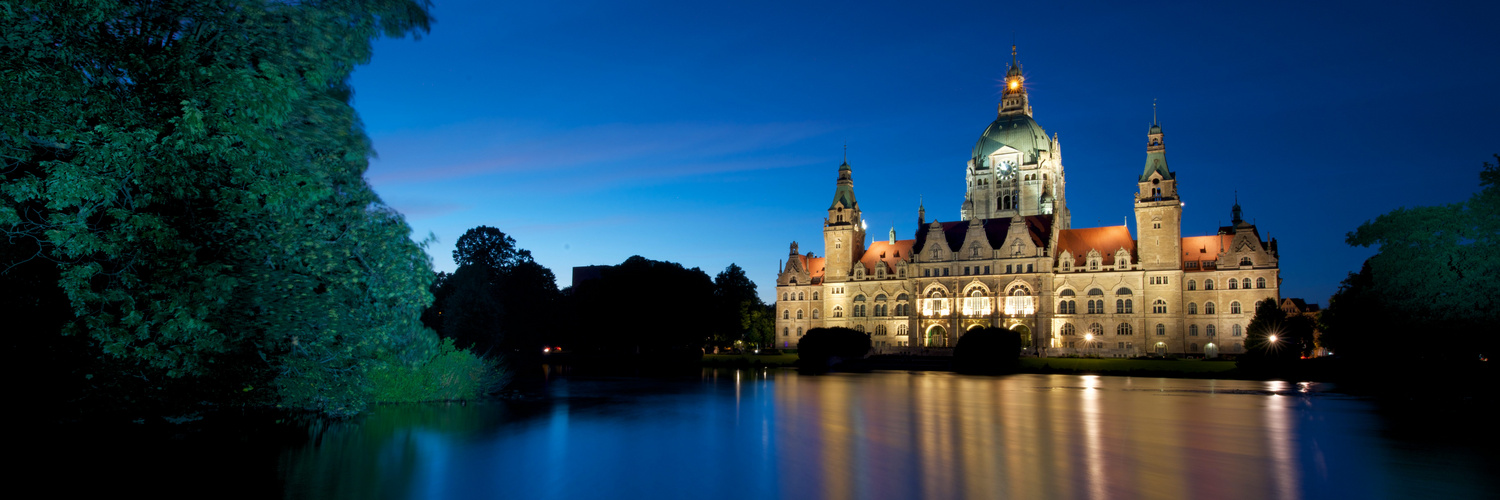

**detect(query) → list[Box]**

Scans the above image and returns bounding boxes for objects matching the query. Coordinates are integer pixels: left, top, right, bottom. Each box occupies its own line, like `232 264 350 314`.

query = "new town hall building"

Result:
774 51 1281 357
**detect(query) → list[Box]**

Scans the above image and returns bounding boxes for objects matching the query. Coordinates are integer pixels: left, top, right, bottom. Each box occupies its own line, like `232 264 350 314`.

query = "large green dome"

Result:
971 114 1049 166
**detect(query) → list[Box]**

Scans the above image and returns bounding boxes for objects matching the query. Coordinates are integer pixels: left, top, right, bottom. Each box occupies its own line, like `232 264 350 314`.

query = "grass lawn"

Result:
1020 357 1239 375
703 353 799 367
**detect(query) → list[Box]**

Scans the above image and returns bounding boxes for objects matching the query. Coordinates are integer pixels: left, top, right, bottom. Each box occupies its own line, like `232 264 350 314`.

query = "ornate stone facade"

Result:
773 50 1281 357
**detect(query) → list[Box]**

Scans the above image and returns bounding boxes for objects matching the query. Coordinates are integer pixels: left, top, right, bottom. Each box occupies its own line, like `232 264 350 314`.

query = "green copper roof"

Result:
831 161 856 209
1140 151 1172 182
972 114 1049 164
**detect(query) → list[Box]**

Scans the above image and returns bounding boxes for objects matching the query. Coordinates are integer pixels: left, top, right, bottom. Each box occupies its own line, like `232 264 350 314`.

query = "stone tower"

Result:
823 159 865 282
1133 111 1183 270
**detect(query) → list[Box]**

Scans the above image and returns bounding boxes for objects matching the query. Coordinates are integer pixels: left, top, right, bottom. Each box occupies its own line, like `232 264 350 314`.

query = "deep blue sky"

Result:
351 0 1499 305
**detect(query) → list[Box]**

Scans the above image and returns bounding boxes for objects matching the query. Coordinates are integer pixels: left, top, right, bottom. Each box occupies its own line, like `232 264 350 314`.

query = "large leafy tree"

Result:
1 0 440 415
712 263 763 348
428 226 558 361
1339 155 1499 359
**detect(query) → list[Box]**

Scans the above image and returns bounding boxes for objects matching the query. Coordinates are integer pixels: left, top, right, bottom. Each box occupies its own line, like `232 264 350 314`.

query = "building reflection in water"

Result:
280 370 1490 500
775 373 1312 500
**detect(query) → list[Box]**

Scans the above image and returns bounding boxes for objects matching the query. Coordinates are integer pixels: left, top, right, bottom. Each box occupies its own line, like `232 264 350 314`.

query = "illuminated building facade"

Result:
773 49 1281 357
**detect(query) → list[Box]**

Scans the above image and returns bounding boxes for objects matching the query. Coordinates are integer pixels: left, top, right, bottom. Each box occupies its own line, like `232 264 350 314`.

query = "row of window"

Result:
786 276 1270 302
781 303 914 320
1058 322 1245 337
1058 298 1164 314
784 324 913 337
1187 301 1248 315
1187 277 1267 290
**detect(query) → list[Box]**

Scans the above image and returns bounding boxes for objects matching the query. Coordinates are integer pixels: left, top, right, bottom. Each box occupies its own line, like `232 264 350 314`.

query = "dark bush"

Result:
953 327 1021 375
797 327 871 373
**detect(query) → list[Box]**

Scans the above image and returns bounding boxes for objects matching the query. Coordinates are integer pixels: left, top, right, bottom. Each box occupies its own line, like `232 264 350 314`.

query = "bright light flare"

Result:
1008 80 1019 90
1268 335 1279 343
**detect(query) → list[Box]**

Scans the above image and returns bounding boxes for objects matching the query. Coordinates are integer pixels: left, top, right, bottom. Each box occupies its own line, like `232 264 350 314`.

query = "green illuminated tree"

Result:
1 0 454 415
1341 155 1500 359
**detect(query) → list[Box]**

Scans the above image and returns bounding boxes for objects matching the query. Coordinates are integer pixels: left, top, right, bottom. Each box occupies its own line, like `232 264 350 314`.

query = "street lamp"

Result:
1084 333 1094 356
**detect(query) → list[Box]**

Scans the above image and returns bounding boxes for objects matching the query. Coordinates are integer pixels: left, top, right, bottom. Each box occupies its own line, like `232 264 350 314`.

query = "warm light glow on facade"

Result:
922 298 951 317
962 297 991 316
1004 296 1034 316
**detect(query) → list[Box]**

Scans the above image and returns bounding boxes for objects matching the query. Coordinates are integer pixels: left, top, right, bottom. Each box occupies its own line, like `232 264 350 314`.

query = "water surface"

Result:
282 371 1492 499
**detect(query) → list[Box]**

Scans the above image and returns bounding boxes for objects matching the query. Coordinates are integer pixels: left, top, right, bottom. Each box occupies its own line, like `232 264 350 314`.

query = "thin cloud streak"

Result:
366 120 835 184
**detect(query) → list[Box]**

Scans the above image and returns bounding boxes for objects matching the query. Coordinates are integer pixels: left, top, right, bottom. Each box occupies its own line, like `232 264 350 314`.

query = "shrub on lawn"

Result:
797 327 871 373
953 327 1021 375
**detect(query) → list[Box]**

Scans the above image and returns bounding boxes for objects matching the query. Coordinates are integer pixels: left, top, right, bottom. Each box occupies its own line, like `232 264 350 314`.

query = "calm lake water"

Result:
279 370 1492 500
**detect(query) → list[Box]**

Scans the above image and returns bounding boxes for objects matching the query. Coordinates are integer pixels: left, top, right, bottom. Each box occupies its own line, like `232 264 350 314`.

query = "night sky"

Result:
350 0 1499 305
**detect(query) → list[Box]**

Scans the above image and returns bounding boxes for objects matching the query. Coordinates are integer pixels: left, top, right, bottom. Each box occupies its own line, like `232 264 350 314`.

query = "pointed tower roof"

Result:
1140 104 1173 182
830 154 857 210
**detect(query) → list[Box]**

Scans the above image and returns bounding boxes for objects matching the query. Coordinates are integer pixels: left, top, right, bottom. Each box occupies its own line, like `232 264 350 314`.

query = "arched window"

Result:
798 292 805 300
1152 299 1167 314
1117 323 1133 336
1088 323 1104 336
1188 280 1197 291
835 239 843 249
1061 323 1076 336
1116 299 1125 314
813 291 820 300
783 327 789 337
875 325 887 336
1124 299 1133 313
855 325 865 333
1232 324 1243 336
1188 302 1198 315
1230 301 1241 314
1256 277 1266 289
1229 279 1238 290
1242 278 1253 289
1156 323 1165 336
1206 324 1217 337
898 325 908 336
797 327 803 336
1189 324 1199 336
812 309 820 319
833 306 843 318
1205 279 1215 290
1205 302 1216 315
782 309 789 320
796 309 803 319
1087 300 1099 315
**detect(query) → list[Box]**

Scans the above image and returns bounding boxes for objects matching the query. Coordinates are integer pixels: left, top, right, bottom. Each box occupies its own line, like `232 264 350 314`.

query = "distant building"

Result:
572 265 609 289
1280 298 1325 356
774 49 1282 357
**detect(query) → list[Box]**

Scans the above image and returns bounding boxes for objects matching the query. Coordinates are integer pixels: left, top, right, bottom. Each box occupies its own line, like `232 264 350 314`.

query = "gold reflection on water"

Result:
777 373 1307 500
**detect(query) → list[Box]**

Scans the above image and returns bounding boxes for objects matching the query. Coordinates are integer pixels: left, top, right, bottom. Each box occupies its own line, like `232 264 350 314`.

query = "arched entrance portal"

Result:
1155 342 1167 356
925 325 947 347
1012 324 1032 348
1205 343 1219 359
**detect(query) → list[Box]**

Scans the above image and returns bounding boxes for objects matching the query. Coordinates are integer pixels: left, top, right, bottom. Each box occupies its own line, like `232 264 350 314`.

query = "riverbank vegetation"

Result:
2 0 498 419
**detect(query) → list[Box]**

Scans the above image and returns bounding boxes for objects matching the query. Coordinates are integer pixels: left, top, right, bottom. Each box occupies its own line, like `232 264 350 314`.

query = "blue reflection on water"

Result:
281 371 1494 500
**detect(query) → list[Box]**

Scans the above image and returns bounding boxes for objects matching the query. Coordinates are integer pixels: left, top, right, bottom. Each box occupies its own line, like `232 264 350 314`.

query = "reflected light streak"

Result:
1267 389 1301 500
1081 375 1106 500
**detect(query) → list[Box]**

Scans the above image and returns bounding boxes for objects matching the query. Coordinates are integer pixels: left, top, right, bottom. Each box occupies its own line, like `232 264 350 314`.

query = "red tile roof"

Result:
1181 234 1227 272
858 239 916 274
1056 226 1135 266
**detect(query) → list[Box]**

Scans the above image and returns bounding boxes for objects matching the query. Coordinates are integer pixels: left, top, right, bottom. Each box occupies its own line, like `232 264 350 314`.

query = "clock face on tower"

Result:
998 161 1015 180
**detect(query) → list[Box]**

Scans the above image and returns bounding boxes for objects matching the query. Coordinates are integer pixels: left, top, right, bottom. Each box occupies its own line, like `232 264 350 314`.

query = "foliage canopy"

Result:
0 0 472 415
